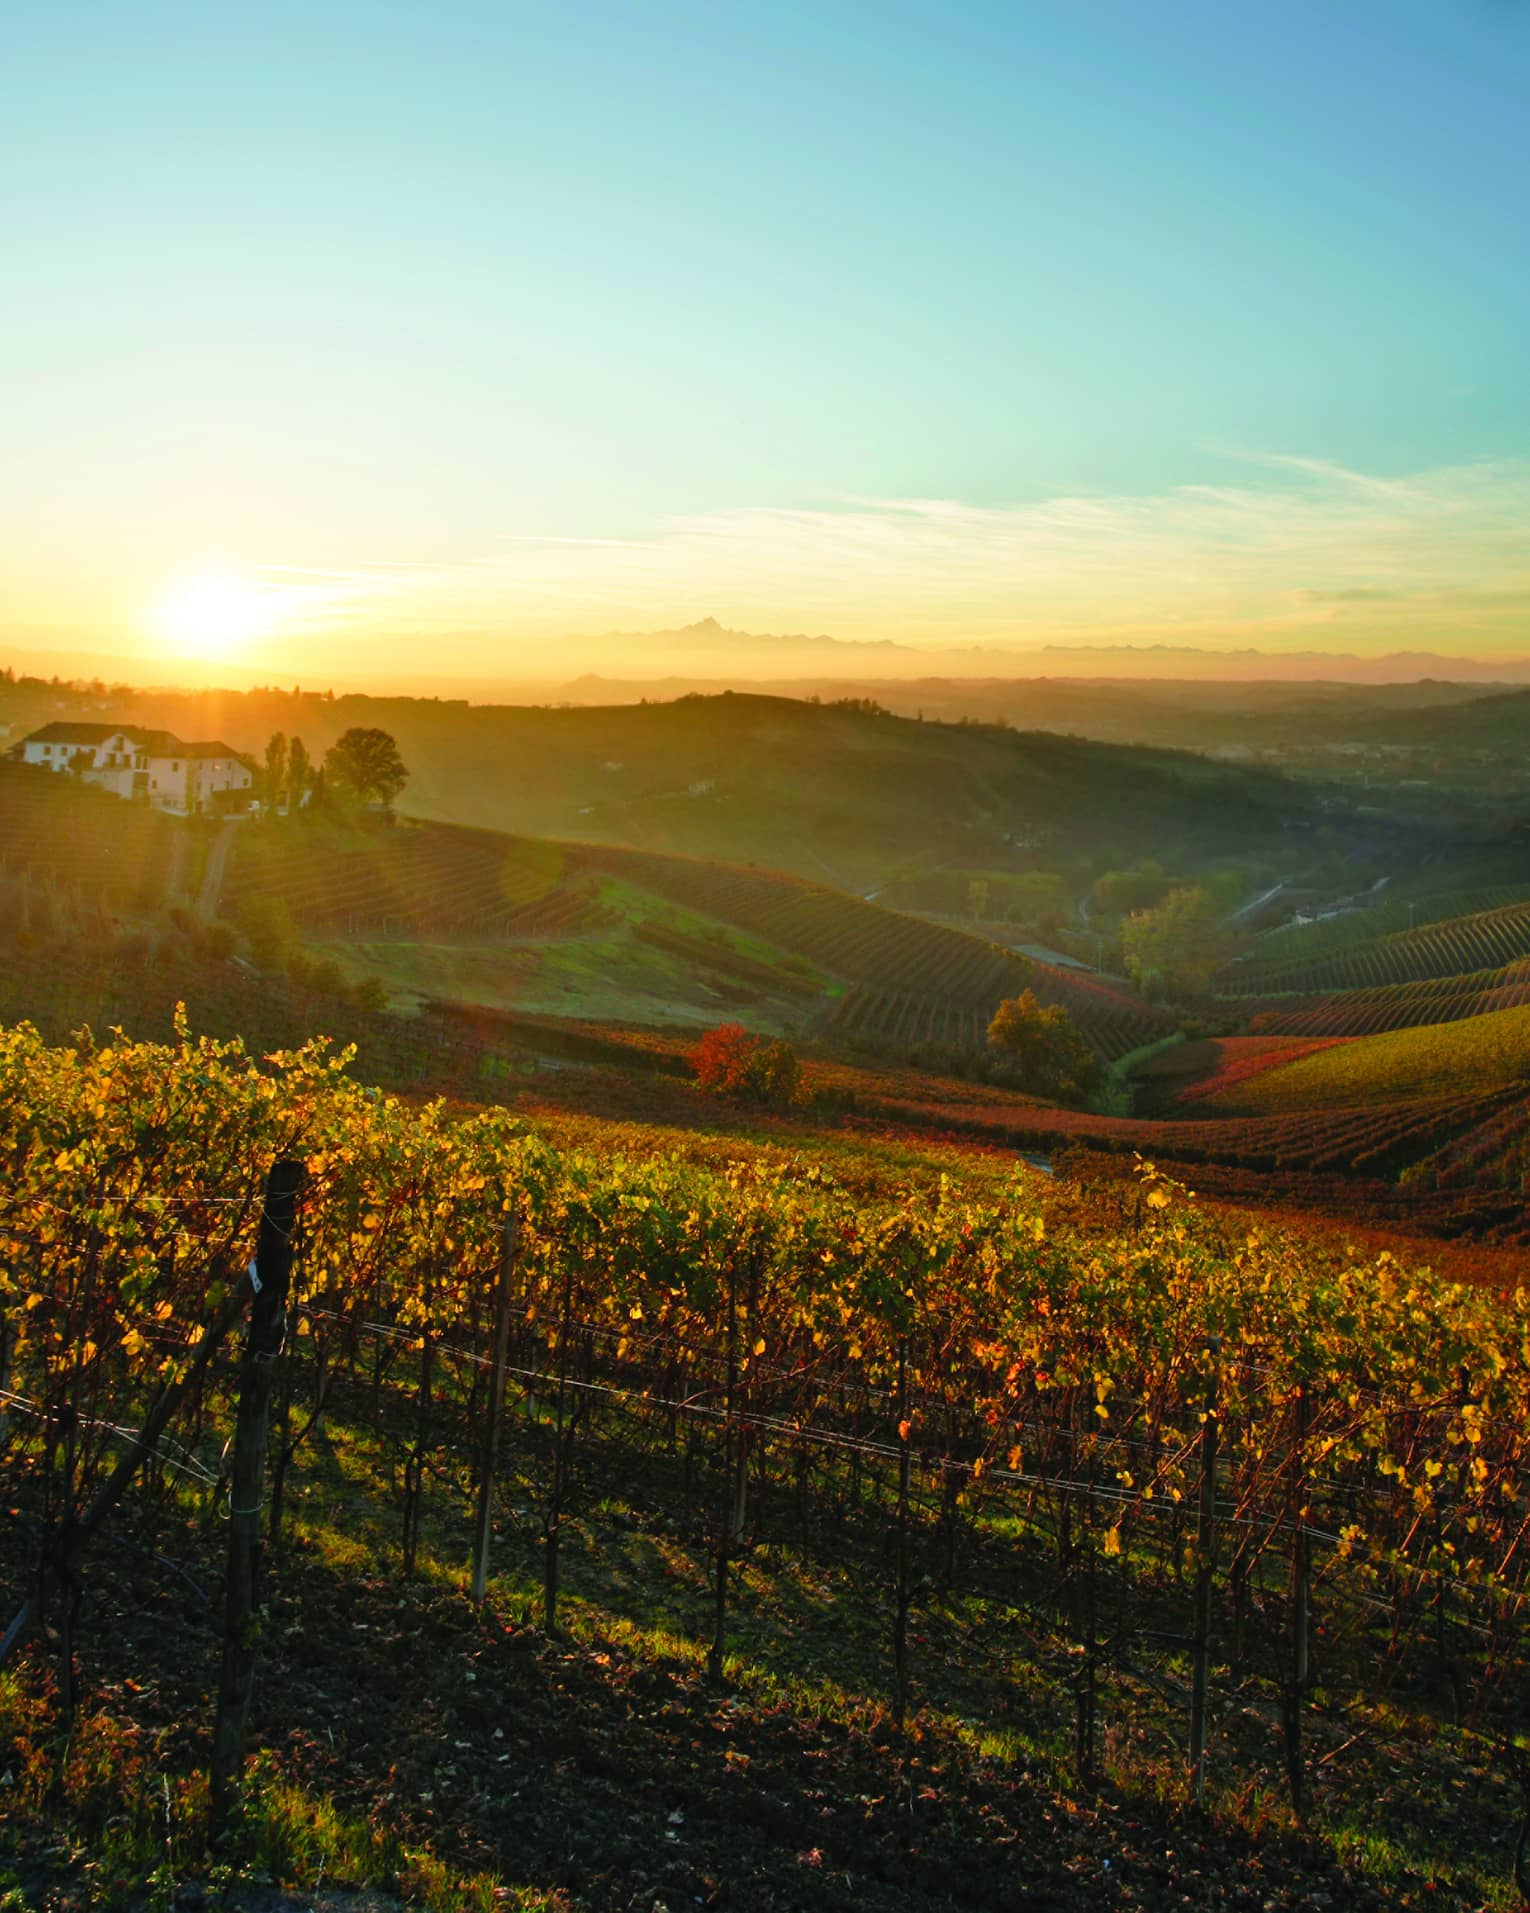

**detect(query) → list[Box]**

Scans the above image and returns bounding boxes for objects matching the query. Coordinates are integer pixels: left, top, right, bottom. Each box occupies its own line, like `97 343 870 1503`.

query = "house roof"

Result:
23 721 122 744
19 721 245 760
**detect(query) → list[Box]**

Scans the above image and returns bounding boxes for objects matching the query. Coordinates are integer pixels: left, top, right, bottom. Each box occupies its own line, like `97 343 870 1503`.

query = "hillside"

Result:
1201 1001 1530 1113
1222 897 1530 997
1246 959 1530 1039
1366 684 1530 751
0 758 190 915
12 681 1381 888
217 817 1176 1060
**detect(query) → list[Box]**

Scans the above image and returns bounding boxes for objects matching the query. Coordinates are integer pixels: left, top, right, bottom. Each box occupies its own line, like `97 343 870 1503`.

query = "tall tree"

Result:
263 732 287 811
1119 885 1231 996
324 728 408 806
286 736 311 811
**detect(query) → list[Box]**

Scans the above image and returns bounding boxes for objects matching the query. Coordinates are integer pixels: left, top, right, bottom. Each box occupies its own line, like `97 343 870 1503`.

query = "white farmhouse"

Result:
15 722 254 814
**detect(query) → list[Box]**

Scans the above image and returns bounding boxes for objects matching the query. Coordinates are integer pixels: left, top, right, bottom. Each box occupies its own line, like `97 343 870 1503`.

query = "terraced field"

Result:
831 966 1170 1063
573 842 1172 1061
223 820 615 939
1219 897 1530 996
1201 1001 1530 1113
1132 1035 1351 1109
0 761 182 913
1232 881 1530 976
576 842 1022 992
1247 957 1530 1038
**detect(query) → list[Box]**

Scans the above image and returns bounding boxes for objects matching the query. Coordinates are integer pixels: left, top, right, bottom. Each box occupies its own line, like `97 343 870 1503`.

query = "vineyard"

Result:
830 967 1172 1063
0 761 182 915
574 844 1172 1061
1231 882 1530 977
1132 1037 1352 1109
628 918 825 1003
222 821 616 940
3 1023 1530 1907
1046 1088 1522 1179
1219 898 1530 997
1247 958 1530 1038
1200 1002 1530 1115
574 844 1026 1001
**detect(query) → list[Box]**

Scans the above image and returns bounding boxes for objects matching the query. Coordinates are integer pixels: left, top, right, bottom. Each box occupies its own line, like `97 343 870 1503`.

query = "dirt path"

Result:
196 820 239 921
162 824 193 910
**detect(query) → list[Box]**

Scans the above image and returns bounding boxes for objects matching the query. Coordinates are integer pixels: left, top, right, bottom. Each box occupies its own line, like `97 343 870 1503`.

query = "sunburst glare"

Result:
144 565 279 664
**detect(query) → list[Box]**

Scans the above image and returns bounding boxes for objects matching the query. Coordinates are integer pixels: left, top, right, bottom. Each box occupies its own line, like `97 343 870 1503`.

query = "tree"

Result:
287 737 311 811
1119 885 1231 996
985 991 1099 1101
234 895 296 971
691 1024 802 1106
263 732 287 811
1091 861 1172 919
324 728 408 806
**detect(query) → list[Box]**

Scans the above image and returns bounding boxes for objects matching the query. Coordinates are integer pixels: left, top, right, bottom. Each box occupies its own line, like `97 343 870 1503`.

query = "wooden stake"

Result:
708 1261 739 1682
209 1158 305 1836
1189 1336 1221 1809
471 1208 521 1604
893 1338 911 1730
0 1256 265 1676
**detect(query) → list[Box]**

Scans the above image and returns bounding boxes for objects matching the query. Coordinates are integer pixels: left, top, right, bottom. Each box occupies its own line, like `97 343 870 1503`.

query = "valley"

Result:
4 671 1530 1912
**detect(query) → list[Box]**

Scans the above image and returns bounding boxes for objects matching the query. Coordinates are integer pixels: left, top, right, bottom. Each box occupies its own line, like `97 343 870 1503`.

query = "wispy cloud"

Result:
261 455 1530 657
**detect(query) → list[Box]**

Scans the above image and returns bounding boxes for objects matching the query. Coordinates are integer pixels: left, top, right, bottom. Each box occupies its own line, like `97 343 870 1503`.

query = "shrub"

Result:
353 976 390 1014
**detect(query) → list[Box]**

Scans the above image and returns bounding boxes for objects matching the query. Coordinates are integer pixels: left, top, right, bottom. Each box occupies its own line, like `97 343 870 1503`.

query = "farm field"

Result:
572 841 1173 1062
1220 897 1530 997
830 965 1171 1064
222 817 617 941
28 682 1359 888
0 759 189 915
1231 879 1530 976
1130 1035 1351 1109
321 919 826 1032
1244 957 1530 1038
1201 1001 1530 1114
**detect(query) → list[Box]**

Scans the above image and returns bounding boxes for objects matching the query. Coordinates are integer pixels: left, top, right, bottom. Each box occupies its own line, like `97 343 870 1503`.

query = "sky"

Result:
4 0 1529 683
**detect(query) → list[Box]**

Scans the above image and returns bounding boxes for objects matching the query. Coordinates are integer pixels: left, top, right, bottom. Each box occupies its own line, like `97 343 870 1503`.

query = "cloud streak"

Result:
264 455 1530 660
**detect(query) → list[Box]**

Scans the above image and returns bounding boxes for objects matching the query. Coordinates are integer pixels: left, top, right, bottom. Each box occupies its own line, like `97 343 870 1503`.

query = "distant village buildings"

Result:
13 722 254 814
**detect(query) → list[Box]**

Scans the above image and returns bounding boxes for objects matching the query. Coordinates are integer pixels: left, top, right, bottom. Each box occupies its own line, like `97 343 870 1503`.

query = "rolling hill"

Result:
1200 1001 1530 1113
18 683 1381 888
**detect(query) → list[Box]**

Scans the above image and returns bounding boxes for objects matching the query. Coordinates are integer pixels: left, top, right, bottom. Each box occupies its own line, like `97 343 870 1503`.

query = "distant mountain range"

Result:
7 619 1530 698
559 619 1530 687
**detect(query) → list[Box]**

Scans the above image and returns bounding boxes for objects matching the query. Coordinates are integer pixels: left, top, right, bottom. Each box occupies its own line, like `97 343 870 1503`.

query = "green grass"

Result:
322 926 811 1033
1204 1000 1530 1112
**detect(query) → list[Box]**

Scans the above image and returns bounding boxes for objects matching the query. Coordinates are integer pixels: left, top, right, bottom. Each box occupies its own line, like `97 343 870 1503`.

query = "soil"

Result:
4 1539 1422 1913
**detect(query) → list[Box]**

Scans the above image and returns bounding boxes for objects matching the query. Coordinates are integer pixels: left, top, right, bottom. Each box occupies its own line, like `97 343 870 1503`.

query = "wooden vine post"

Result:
0 1263 264 1677
1284 1381 1312 1818
708 1257 740 1682
1188 1334 1222 1809
210 1157 306 1836
470 1207 521 1604
893 1336 912 1730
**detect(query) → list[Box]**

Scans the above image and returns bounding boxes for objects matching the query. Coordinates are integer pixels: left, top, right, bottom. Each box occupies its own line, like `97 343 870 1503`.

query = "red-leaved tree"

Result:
691 1024 801 1106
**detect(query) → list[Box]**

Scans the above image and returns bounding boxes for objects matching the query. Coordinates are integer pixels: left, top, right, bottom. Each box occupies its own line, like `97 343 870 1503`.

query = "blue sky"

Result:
3 0 1528 673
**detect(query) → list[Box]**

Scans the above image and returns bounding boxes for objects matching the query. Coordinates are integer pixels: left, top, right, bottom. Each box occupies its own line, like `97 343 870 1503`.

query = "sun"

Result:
145 565 278 664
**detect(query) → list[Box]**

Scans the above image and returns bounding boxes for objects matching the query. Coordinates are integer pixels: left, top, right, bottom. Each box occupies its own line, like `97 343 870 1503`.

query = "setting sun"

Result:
145 566 277 663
